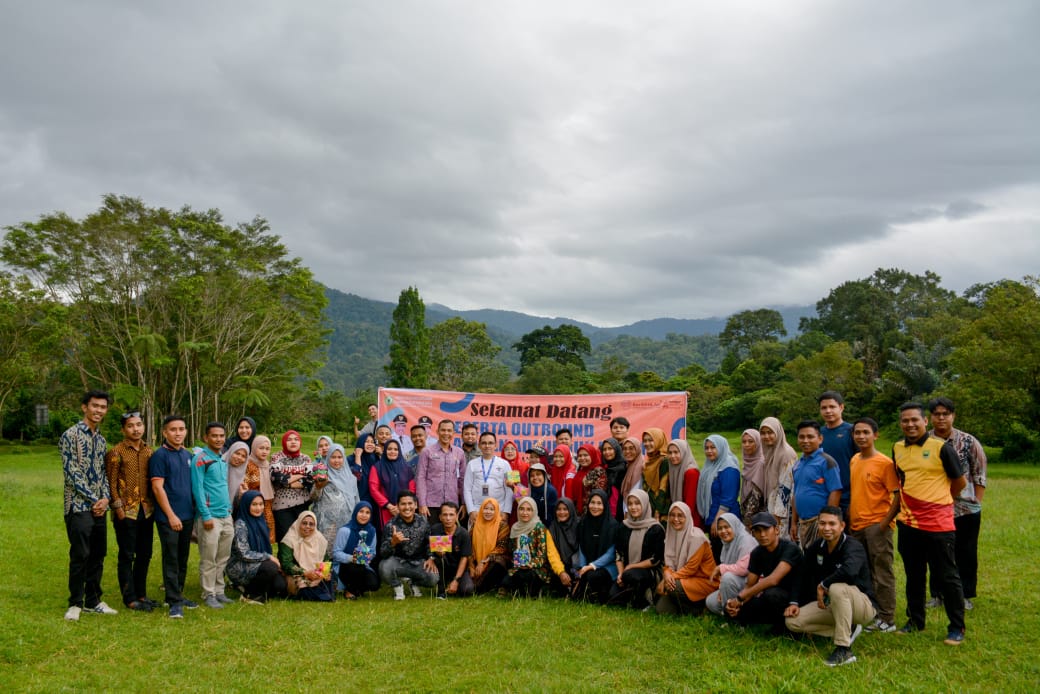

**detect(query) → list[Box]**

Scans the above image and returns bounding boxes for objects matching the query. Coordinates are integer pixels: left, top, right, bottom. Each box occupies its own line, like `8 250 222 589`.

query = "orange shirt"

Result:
849 450 899 531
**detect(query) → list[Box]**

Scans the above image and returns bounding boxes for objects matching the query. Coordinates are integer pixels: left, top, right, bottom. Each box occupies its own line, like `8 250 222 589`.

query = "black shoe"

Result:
826 646 857 667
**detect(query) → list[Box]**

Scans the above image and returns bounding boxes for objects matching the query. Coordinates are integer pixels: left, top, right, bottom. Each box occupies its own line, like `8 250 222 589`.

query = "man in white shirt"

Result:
463 432 513 525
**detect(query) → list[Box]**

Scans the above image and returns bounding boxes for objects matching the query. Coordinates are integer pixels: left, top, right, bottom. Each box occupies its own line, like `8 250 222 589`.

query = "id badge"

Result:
482 484 489 497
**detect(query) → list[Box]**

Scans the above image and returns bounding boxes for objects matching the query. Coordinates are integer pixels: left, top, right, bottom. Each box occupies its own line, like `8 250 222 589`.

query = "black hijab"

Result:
577 488 618 561
549 498 580 565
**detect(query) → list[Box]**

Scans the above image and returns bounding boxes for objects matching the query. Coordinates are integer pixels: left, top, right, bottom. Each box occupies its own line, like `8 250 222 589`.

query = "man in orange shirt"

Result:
848 417 898 632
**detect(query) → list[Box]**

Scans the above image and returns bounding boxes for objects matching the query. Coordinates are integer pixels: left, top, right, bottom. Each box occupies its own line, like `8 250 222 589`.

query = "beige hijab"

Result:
281 511 328 575
664 501 707 571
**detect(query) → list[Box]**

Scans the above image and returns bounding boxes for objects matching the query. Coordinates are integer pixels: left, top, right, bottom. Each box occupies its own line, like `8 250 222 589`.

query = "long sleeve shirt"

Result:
463 456 513 514
190 446 231 521
796 533 876 607
61 422 109 515
416 444 466 509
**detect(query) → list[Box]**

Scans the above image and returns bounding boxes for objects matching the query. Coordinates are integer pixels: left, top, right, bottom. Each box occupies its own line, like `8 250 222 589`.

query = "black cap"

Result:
392 413 407 423
749 512 777 529
527 445 547 458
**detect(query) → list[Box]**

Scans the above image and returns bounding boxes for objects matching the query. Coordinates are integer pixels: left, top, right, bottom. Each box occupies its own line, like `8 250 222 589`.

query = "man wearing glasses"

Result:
463 432 513 526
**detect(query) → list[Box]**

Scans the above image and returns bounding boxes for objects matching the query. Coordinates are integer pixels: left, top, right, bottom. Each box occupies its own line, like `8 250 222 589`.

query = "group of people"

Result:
62 389 986 667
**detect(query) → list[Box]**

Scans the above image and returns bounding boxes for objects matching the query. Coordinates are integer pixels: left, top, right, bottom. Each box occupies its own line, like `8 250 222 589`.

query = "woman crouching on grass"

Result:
655 501 716 616
609 489 665 610
331 501 379 599
226 491 287 603
470 498 511 595
279 511 335 602
498 497 568 598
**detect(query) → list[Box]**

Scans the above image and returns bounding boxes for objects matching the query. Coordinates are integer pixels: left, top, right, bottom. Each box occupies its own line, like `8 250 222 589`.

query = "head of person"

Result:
162 415 188 448
749 511 780 549
575 445 595 469
393 414 408 436
600 438 620 463
235 417 255 442
899 402 927 439
795 420 822 454
817 390 845 426
298 511 317 538
439 501 459 529
641 430 659 454
759 420 780 447
316 435 332 459
479 432 497 458
817 505 845 543
927 396 957 435
852 417 879 451
667 502 690 532
703 436 719 462
461 423 479 447
555 428 572 448
245 490 265 518
225 441 249 467
609 416 630 441
352 501 373 527
516 496 536 523
204 422 226 452
397 491 418 521
251 435 272 462
410 425 427 451
502 441 518 462
367 403 378 419
361 434 376 454
80 389 112 426
375 424 392 444
555 499 573 524
384 439 401 461
586 489 608 517
621 437 641 463
282 430 302 455
480 497 500 521
120 411 144 443
437 419 455 446
626 492 646 520
327 444 346 469
528 463 546 488
716 515 735 544
740 430 760 458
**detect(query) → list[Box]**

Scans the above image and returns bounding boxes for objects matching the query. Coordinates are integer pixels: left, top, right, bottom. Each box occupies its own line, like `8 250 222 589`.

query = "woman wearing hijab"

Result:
655 501 716 615
500 439 529 486
226 490 287 603
641 428 670 520
331 501 379 599
499 497 568 598
369 440 416 527
705 512 758 616
600 438 626 500
617 437 646 520
698 434 741 561
313 443 360 549
739 429 767 525
243 435 276 543
223 416 257 454
350 433 380 506
572 444 611 515
278 510 334 602
666 439 702 527
761 417 798 537
609 489 665 609
224 441 250 515
571 489 619 604
269 430 315 542
548 445 577 501
469 498 511 594
527 463 558 525
314 435 333 465
548 498 580 596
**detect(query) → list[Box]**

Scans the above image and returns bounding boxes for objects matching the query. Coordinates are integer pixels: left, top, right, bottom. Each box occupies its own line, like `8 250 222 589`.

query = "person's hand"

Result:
169 514 182 531
710 520 718 538
239 480 248 493
784 604 799 618
423 558 437 573
725 598 742 617
354 416 360 425
559 571 572 587
315 478 328 489
419 506 430 517
817 584 828 610
710 566 721 583
390 528 405 546
304 569 320 582
791 527 799 542
91 498 109 516
203 519 215 531
447 579 459 595
114 507 126 521
662 569 676 592
270 554 280 568
578 564 592 577
387 503 399 517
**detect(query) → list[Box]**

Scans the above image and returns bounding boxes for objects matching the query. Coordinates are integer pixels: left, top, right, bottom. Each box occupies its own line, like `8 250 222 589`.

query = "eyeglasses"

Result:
931 411 953 418
120 411 142 422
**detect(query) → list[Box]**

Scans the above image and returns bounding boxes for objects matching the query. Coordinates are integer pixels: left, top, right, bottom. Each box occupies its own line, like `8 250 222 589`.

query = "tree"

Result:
385 286 430 388
767 342 868 424
514 324 591 374
513 357 592 394
1 195 328 440
719 308 787 358
428 317 507 391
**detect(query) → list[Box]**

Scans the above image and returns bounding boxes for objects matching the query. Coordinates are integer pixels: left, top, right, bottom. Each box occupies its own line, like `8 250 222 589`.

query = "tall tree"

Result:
385 286 430 388
428 317 507 391
719 308 787 358
514 324 591 374
1 195 327 440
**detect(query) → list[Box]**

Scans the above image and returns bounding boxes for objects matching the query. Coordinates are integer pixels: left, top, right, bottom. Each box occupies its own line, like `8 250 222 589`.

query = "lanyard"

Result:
480 458 494 484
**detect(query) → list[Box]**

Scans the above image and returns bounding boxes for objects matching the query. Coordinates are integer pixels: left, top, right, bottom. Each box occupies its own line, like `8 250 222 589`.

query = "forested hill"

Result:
318 287 812 394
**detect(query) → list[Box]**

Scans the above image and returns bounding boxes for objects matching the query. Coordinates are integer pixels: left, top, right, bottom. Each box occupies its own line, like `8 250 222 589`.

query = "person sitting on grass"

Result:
609 489 665 610
724 512 803 632
499 497 568 598
469 498 511 595
547 498 580 596
705 512 758 617
379 491 438 600
429 501 474 599
279 511 334 602
226 491 286 604
571 489 619 604
331 501 379 600
655 501 716 616
784 506 877 667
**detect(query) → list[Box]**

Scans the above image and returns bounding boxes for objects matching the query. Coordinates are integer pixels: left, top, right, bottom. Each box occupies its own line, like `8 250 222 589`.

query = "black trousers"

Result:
156 521 192 605
929 511 981 600
735 586 791 628
501 568 548 597
245 559 288 601
338 563 380 596
65 511 107 608
608 567 657 608
898 521 965 632
113 511 154 605
572 567 613 604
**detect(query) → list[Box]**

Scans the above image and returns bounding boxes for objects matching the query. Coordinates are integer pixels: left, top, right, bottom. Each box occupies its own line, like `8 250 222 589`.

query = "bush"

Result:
1001 422 1040 463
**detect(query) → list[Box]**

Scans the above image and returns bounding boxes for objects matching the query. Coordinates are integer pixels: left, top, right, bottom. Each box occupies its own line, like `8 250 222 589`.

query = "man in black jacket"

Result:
784 506 877 667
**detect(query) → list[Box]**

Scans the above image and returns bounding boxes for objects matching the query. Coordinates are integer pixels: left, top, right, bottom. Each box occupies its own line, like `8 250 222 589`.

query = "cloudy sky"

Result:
2 1 1037 325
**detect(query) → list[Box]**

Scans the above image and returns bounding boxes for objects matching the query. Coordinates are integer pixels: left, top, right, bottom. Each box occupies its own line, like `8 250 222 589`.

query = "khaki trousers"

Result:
785 582 876 646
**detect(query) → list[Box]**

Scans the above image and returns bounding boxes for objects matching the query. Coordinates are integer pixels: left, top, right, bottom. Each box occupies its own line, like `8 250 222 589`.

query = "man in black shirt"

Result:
785 506 877 666
428 501 474 598
725 512 802 630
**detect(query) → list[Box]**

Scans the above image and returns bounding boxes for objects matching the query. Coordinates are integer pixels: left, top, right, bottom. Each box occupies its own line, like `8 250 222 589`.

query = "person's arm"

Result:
331 527 353 565
726 571 761 616
821 537 868 591
825 457 843 507
543 532 567 578
714 551 752 580
233 522 272 563
940 441 967 497
151 476 181 531
368 471 389 511
498 464 513 513
190 452 213 527
462 461 477 513
880 491 901 528
684 469 702 527
416 450 429 515
969 437 988 501
105 448 126 520
278 542 303 576
674 542 715 580
738 560 794 602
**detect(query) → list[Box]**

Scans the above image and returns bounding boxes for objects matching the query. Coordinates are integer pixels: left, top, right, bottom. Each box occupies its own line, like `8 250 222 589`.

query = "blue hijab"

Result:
375 441 413 504
341 501 376 555
352 433 380 503
238 490 272 554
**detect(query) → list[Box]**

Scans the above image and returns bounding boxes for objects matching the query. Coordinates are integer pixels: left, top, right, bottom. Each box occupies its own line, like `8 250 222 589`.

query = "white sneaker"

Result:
849 623 863 646
64 606 81 621
87 601 118 615
393 585 405 601
411 584 424 598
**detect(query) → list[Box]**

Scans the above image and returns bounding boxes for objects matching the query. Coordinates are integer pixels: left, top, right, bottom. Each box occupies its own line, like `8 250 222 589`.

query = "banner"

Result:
377 388 687 458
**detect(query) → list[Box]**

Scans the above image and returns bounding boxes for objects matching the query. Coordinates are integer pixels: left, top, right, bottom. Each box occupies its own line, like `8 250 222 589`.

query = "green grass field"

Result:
1 442 1037 692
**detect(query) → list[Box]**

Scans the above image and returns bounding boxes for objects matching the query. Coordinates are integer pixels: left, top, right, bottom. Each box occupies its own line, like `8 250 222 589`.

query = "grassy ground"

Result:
1 443 1037 692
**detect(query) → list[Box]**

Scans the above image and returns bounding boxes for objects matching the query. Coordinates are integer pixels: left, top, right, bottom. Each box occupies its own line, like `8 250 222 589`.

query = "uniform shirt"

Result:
821 422 857 507
464 456 513 514
416 444 466 509
792 449 842 519
892 433 961 533
149 443 195 524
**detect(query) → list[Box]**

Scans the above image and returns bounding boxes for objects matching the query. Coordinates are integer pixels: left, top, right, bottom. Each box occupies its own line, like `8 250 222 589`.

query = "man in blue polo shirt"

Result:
191 422 234 609
818 391 858 518
150 415 196 618
790 420 842 549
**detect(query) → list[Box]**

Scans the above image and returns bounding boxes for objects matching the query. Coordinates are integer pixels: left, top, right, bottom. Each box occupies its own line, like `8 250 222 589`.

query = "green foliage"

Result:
719 308 786 358
514 324 591 374
771 342 868 423
513 357 592 394
428 317 508 391
385 286 431 388
591 333 725 377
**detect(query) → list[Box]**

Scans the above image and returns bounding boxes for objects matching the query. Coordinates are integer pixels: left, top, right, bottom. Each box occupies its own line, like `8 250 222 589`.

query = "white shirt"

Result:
463 455 513 513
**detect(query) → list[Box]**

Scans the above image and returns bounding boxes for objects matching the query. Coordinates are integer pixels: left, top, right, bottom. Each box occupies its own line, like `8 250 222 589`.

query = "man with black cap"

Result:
785 506 877 667
725 512 803 631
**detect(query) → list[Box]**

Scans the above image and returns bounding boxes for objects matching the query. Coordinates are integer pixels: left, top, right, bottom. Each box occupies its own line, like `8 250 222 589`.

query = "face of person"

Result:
249 496 265 517
552 451 566 467
299 515 316 538
254 439 271 461
668 506 686 531
601 444 617 462
759 426 777 447
626 495 643 518
439 505 458 529
796 428 822 454
356 506 371 524
385 442 400 461
329 450 345 469
576 449 591 468
205 427 226 452
556 431 572 448
367 405 378 419
819 398 844 426
394 421 408 436
818 513 844 542
517 503 534 522
852 423 877 450
164 419 187 448
930 406 955 435
479 436 497 457
482 502 497 521
121 416 144 443
529 470 545 486
376 427 391 444
622 441 639 463
398 496 416 521
410 428 426 450
317 438 330 458
237 420 253 440
82 397 109 428
666 444 682 465
642 434 656 453
751 524 778 547
741 434 757 457
610 421 628 441
555 503 571 523
437 422 455 445
900 408 927 439
503 443 517 461
462 428 478 446
363 437 376 453
588 495 604 517
704 440 718 461
229 447 248 467
284 433 301 453
717 519 734 543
